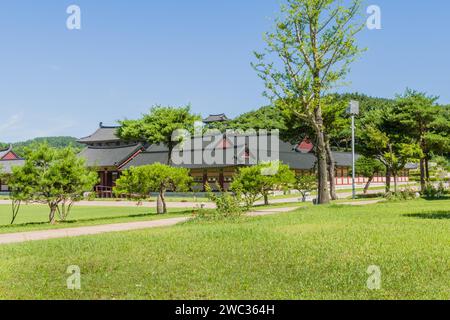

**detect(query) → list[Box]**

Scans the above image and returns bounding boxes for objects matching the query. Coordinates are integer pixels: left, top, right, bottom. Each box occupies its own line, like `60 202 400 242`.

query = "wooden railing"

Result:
95 185 114 198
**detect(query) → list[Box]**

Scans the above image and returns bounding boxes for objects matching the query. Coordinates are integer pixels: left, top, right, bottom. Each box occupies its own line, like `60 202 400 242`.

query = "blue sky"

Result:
0 0 449 142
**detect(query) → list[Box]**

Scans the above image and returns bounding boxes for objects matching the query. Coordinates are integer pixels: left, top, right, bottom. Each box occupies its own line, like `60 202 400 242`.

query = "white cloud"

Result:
0 113 78 142
0 112 24 135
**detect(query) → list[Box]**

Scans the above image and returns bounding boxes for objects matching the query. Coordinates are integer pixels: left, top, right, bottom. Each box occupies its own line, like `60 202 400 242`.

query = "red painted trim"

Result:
117 149 144 170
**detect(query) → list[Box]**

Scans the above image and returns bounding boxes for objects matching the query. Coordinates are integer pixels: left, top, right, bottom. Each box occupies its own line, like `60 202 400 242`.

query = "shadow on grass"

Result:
0 210 193 229
404 211 450 220
422 196 450 201
354 193 384 199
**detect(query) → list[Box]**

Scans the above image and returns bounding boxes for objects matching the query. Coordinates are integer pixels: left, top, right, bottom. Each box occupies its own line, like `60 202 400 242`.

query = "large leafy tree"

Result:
114 163 192 214
253 0 365 204
278 95 350 200
118 105 201 164
231 161 295 207
393 89 450 191
8 144 98 224
359 106 423 193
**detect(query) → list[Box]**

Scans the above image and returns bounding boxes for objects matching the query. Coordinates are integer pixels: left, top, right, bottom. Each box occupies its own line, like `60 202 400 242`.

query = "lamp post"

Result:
347 100 360 200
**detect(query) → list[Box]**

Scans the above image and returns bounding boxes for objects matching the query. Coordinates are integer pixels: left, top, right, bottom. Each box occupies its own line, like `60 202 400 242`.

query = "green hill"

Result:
0 137 83 158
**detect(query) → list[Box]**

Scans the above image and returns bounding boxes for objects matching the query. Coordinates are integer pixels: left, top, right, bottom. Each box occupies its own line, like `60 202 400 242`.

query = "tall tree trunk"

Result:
314 115 330 204
393 172 398 193
364 176 373 194
420 158 426 192
311 64 330 205
385 167 391 193
325 140 337 200
316 138 330 204
425 157 430 181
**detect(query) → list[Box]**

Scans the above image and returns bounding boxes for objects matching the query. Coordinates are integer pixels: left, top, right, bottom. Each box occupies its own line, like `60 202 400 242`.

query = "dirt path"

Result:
0 207 300 245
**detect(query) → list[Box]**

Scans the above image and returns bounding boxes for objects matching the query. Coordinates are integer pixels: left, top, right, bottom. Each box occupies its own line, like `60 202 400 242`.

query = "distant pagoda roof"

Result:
203 114 229 123
78 123 121 144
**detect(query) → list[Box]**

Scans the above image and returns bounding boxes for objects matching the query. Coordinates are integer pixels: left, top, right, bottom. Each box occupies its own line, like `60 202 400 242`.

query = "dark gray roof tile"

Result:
79 144 143 167
203 114 229 123
78 126 121 143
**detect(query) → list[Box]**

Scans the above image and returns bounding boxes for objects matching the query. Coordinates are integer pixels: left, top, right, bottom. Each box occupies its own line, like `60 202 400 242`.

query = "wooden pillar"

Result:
219 169 224 191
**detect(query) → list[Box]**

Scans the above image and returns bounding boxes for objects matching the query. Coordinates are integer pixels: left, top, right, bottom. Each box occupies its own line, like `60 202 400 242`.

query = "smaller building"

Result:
203 114 229 124
77 123 145 197
0 145 25 192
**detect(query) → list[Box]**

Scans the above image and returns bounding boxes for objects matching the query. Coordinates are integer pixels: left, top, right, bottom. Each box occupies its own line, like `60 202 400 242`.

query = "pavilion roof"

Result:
79 143 143 168
203 114 229 123
78 124 121 144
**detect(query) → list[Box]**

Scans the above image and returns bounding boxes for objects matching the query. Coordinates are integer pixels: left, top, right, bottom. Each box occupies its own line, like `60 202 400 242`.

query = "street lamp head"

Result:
347 100 360 116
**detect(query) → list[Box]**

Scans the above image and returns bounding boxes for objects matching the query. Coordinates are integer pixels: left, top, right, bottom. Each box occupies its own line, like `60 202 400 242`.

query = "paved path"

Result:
0 207 300 245
0 188 384 209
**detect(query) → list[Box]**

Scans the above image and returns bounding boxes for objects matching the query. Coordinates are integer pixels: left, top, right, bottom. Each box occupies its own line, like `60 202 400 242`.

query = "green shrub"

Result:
385 185 418 201
198 184 245 221
422 182 449 199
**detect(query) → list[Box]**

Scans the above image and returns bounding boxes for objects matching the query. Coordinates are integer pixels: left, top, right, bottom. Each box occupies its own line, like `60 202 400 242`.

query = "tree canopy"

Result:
231 161 295 207
253 0 365 204
114 163 192 214
8 144 98 224
391 89 450 190
118 105 201 164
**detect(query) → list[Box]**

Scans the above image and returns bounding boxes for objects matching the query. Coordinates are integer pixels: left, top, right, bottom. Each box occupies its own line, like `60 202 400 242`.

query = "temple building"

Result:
78 116 411 198
0 145 25 192
77 124 145 197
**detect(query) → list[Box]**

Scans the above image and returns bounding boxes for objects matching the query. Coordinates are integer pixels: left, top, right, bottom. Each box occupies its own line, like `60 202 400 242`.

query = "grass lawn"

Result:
0 204 192 234
0 198 449 300
91 196 210 203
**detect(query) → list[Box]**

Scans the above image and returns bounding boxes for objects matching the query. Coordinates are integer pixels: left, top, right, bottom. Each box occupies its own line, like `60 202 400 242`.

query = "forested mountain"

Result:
0 137 83 157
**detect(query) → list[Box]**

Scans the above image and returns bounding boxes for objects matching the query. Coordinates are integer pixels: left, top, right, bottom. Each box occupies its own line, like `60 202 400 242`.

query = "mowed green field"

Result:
0 204 190 234
0 199 449 300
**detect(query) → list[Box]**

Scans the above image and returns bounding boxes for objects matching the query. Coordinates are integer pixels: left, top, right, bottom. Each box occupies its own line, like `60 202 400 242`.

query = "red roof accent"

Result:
297 139 314 154
117 148 144 170
219 138 232 150
1 151 19 160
